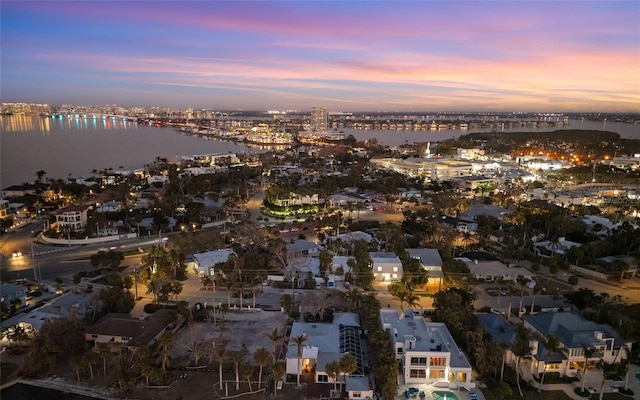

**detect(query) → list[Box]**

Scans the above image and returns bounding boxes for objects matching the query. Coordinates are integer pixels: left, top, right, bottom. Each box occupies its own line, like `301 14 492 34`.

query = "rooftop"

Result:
381 309 472 369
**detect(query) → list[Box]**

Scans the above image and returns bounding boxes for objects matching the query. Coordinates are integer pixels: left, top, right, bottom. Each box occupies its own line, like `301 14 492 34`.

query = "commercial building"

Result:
311 107 328 133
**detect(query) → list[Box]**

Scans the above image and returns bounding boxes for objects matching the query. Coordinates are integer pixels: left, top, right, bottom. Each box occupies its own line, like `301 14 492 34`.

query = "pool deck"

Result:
397 384 483 400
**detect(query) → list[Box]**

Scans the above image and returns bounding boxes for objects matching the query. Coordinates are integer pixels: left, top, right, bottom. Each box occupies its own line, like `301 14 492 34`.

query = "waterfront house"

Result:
84 309 178 349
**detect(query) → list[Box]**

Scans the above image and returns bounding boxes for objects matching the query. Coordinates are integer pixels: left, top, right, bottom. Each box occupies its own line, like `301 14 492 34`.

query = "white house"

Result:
188 249 236 277
370 252 403 282
381 309 475 390
55 204 88 232
286 312 365 387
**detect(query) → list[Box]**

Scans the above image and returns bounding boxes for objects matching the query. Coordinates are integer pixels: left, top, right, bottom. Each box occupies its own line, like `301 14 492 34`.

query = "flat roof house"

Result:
370 252 403 282
285 312 368 393
381 309 475 390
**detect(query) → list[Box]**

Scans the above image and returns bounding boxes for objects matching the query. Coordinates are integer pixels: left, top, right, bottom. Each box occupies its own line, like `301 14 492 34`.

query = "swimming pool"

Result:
432 391 460 400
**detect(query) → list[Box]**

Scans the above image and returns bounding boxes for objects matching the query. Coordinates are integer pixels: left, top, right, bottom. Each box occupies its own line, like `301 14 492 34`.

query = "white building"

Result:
381 309 475 390
187 249 236 277
55 204 88 232
370 252 403 282
285 313 367 389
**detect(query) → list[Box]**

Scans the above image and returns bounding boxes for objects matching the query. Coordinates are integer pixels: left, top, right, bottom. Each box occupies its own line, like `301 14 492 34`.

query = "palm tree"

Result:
538 335 561 391
616 321 635 392
496 276 505 314
70 355 84 382
506 285 517 320
597 360 617 400
230 349 246 391
265 328 283 363
240 362 254 391
325 360 341 393
253 347 270 389
35 169 46 184
82 352 97 382
155 331 174 372
517 275 531 318
513 325 532 397
580 345 596 393
499 341 510 382
96 342 111 377
214 341 228 390
339 354 357 391
269 361 285 396
293 334 308 386
388 283 420 310
530 287 540 314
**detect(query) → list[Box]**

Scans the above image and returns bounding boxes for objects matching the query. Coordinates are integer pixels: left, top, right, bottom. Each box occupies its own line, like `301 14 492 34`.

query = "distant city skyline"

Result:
1 1 639 112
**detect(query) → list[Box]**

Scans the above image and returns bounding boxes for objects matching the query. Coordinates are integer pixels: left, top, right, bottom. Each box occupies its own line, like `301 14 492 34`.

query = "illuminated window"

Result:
377 267 382 272
393 267 398 272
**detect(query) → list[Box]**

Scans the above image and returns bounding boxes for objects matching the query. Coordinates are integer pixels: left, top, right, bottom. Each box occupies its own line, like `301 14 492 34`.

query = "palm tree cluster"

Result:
433 288 503 380
388 282 420 310
358 294 398 400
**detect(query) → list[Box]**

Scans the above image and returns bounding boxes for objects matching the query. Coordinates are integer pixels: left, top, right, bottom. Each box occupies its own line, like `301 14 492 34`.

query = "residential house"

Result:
381 309 475 390
1 292 94 344
458 258 534 282
522 312 632 379
331 256 354 283
596 255 637 278
369 252 403 282
0 283 26 308
534 237 581 257
55 204 88 232
406 248 443 288
187 249 236 277
84 309 178 349
441 216 478 234
287 239 320 260
1 184 37 198
285 312 365 387
97 221 119 237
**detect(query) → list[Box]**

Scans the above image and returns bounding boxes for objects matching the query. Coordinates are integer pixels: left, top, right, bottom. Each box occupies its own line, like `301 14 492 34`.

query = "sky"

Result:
1 1 639 112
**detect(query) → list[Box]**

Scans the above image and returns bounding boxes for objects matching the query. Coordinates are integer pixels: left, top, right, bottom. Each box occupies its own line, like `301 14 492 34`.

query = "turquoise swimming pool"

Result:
432 391 460 400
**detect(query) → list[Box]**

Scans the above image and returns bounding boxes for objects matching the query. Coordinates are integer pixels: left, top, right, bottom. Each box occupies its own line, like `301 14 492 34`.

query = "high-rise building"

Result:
311 106 327 132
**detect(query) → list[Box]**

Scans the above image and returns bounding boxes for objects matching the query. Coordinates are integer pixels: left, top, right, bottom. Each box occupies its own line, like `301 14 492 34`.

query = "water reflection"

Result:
0 114 52 133
1 114 134 133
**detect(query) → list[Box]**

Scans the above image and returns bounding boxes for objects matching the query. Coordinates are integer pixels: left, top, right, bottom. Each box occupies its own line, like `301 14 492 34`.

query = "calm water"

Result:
0 115 261 188
1 383 95 400
341 119 640 147
1 115 638 188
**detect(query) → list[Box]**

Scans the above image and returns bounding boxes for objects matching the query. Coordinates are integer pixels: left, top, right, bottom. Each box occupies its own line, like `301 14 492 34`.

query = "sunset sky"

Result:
2 1 639 112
